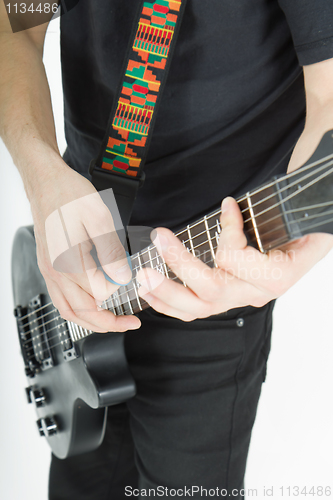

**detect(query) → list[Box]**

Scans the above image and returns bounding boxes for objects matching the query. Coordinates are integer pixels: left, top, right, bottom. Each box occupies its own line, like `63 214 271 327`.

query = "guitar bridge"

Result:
15 294 55 376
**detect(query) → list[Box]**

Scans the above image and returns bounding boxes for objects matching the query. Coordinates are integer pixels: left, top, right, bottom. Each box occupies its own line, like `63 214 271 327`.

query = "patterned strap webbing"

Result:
94 0 187 178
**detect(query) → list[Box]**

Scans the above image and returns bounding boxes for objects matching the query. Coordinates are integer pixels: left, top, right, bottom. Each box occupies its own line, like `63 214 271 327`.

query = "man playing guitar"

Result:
1 1 333 498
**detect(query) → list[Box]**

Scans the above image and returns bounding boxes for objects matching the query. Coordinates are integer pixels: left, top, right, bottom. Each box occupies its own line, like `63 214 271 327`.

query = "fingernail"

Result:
222 197 231 213
115 263 132 283
127 321 142 330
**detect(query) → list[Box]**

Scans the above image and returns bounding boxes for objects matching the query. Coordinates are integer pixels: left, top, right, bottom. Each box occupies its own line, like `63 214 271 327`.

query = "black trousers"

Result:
49 302 274 499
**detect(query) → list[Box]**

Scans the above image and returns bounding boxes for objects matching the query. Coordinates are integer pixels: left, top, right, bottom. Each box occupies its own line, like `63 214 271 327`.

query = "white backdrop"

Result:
0 17 333 500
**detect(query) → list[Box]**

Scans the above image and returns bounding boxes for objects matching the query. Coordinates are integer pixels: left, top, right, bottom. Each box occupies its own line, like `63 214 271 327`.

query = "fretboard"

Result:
68 194 279 345
67 145 333 341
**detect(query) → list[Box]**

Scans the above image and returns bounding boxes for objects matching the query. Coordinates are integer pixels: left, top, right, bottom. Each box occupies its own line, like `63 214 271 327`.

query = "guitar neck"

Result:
92 190 276 322
67 132 333 340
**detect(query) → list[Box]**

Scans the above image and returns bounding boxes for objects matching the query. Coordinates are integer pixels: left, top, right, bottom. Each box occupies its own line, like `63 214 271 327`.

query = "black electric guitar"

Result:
12 130 333 459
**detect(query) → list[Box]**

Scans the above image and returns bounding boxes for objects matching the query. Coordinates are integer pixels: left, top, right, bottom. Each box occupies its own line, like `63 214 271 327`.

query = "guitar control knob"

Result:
36 416 58 437
44 416 58 436
36 419 45 437
31 388 46 408
25 366 35 378
25 386 33 404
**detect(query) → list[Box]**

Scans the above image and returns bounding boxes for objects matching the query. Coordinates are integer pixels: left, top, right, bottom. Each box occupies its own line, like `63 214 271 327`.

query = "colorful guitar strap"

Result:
90 0 187 226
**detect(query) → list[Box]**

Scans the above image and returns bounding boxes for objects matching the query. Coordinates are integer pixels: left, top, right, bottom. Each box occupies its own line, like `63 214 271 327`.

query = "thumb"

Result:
90 230 132 285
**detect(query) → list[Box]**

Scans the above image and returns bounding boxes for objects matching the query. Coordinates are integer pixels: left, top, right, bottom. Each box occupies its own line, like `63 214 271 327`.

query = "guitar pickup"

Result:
15 294 56 373
15 305 39 377
59 322 79 362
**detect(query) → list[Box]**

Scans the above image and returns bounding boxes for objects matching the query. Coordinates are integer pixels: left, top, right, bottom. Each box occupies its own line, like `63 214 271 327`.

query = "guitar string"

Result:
248 213 333 251
22 200 333 353
244 200 333 233
16 155 333 324
20 179 333 335
237 151 333 206
20 188 333 342
25 205 333 358
23 241 219 349
243 206 333 242
240 158 333 217
22 242 214 346
25 253 221 356
20 187 333 356
20 230 218 330
243 163 333 224
24 191 327 348
188 155 333 225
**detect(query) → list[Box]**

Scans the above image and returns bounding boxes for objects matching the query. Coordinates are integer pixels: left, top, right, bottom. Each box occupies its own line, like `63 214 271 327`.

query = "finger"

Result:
137 269 269 318
78 192 132 283
137 267 212 318
137 292 198 322
152 227 221 298
64 233 132 303
61 238 120 303
60 276 141 332
46 278 107 332
216 197 272 285
151 230 269 306
47 193 131 299
218 197 248 250
47 275 141 333
85 225 132 285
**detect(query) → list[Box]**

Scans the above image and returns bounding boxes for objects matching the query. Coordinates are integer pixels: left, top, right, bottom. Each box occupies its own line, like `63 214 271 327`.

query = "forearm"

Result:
286 58 333 254
0 7 67 201
288 58 333 173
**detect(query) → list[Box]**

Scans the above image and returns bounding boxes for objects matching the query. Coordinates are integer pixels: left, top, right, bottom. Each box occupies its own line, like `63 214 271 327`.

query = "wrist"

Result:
17 140 70 203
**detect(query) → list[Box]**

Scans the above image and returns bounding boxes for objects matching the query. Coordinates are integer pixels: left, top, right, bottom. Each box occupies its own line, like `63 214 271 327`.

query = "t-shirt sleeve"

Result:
277 0 333 65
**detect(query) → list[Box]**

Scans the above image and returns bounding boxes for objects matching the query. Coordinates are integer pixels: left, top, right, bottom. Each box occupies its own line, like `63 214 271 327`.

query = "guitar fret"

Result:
187 225 195 255
73 322 81 340
246 191 264 253
152 248 166 277
204 215 217 267
78 325 84 337
117 285 130 315
73 323 80 341
137 252 143 271
137 253 149 309
125 286 134 314
107 295 116 314
161 254 170 279
133 280 142 311
113 290 124 315
82 327 89 337
190 220 215 267
131 255 143 311
147 245 155 269
67 321 76 342
73 323 80 339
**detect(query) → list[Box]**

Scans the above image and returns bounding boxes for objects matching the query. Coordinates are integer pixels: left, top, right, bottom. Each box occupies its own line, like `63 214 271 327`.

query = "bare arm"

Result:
0 2 59 179
288 58 333 173
0 3 140 332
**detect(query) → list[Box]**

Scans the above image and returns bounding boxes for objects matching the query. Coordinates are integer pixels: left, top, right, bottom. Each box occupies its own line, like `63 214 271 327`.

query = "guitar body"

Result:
12 226 136 459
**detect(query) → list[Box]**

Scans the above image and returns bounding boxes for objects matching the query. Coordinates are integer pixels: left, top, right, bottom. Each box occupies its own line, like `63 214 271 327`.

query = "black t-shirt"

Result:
60 0 333 231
